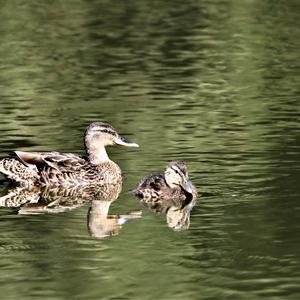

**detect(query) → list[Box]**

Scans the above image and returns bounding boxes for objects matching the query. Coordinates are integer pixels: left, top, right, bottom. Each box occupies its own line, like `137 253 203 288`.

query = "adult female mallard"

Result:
0 122 139 187
132 161 197 209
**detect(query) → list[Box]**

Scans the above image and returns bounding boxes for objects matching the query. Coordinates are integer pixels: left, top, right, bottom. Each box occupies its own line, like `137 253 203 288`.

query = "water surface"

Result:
0 1 300 299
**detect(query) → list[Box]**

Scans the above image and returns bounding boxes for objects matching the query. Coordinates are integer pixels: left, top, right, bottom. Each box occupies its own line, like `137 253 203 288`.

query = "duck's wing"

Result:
41 152 87 173
12 151 44 168
13 151 87 173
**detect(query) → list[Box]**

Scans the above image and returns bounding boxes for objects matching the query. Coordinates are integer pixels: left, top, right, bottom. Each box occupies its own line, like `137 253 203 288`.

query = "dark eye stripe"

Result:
99 129 117 136
172 165 188 177
172 166 180 174
89 127 117 136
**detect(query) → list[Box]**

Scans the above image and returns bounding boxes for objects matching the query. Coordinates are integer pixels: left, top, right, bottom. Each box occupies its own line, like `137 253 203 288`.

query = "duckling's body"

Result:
0 122 138 187
133 161 197 210
134 173 191 205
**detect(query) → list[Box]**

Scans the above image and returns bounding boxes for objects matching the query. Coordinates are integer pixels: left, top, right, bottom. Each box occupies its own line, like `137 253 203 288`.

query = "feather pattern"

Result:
132 161 197 211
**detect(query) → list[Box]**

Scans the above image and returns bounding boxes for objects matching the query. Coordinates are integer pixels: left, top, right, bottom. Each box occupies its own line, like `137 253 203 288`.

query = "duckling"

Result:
133 161 197 210
0 122 139 187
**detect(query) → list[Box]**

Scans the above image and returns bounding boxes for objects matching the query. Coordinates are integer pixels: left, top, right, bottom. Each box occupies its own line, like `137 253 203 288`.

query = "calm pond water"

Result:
0 1 300 299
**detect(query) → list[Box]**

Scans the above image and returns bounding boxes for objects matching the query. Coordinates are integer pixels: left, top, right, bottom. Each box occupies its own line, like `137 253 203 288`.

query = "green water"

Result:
0 1 300 299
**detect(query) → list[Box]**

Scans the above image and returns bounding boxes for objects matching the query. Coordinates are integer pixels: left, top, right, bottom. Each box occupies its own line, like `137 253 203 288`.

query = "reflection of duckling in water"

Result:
132 161 197 231
166 203 195 231
0 122 139 187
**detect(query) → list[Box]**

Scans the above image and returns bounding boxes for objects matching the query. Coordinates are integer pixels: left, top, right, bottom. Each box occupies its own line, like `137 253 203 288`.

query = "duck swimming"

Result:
132 161 197 209
0 122 139 187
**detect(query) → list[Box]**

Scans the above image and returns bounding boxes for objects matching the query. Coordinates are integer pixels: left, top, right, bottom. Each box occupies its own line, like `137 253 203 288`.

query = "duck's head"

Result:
84 122 139 159
164 161 194 194
85 122 139 149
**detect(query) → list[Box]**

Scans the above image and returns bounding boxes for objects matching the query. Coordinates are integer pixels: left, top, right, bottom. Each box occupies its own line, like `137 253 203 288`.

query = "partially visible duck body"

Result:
0 122 139 187
133 161 197 211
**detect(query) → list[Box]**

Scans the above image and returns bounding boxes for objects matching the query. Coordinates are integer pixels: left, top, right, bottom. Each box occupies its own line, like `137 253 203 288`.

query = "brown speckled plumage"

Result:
132 161 197 231
133 161 197 211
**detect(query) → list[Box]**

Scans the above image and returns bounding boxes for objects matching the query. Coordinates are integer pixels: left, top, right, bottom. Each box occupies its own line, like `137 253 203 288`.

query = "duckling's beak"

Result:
115 135 139 148
181 178 194 194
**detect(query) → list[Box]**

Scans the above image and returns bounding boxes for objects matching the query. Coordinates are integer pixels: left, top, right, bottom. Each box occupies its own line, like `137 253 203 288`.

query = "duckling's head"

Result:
85 122 139 148
164 161 194 194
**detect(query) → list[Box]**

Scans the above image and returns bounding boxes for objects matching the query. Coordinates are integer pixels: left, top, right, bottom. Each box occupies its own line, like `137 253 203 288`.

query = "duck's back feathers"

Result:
36 152 121 186
0 151 121 187
13 151 86 171
133 173 167 198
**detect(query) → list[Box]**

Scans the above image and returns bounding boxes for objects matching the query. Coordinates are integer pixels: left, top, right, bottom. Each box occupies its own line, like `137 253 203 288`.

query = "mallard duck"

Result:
132 160 197 210
0 122 139 187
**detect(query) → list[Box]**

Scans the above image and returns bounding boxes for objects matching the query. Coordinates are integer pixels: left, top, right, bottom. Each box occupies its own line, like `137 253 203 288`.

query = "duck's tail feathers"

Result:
0 158 39 186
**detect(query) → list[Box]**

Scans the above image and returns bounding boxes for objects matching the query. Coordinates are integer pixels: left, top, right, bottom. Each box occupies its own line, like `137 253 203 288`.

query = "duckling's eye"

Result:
172 168 179 175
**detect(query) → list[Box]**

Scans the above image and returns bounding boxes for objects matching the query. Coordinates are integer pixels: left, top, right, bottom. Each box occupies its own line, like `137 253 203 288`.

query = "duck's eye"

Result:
173 168 180 175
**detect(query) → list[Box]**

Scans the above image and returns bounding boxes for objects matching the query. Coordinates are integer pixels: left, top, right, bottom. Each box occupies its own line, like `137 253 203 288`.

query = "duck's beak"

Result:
181 178 194 194
115 135 139 148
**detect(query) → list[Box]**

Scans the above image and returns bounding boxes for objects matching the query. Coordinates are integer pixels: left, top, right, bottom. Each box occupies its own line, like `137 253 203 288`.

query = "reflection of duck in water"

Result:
25 183 123 215
165 204 195 231
132 161 197 231
0 122 139 187
88 200 141 239
0 182 122 213
0 182 141 238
